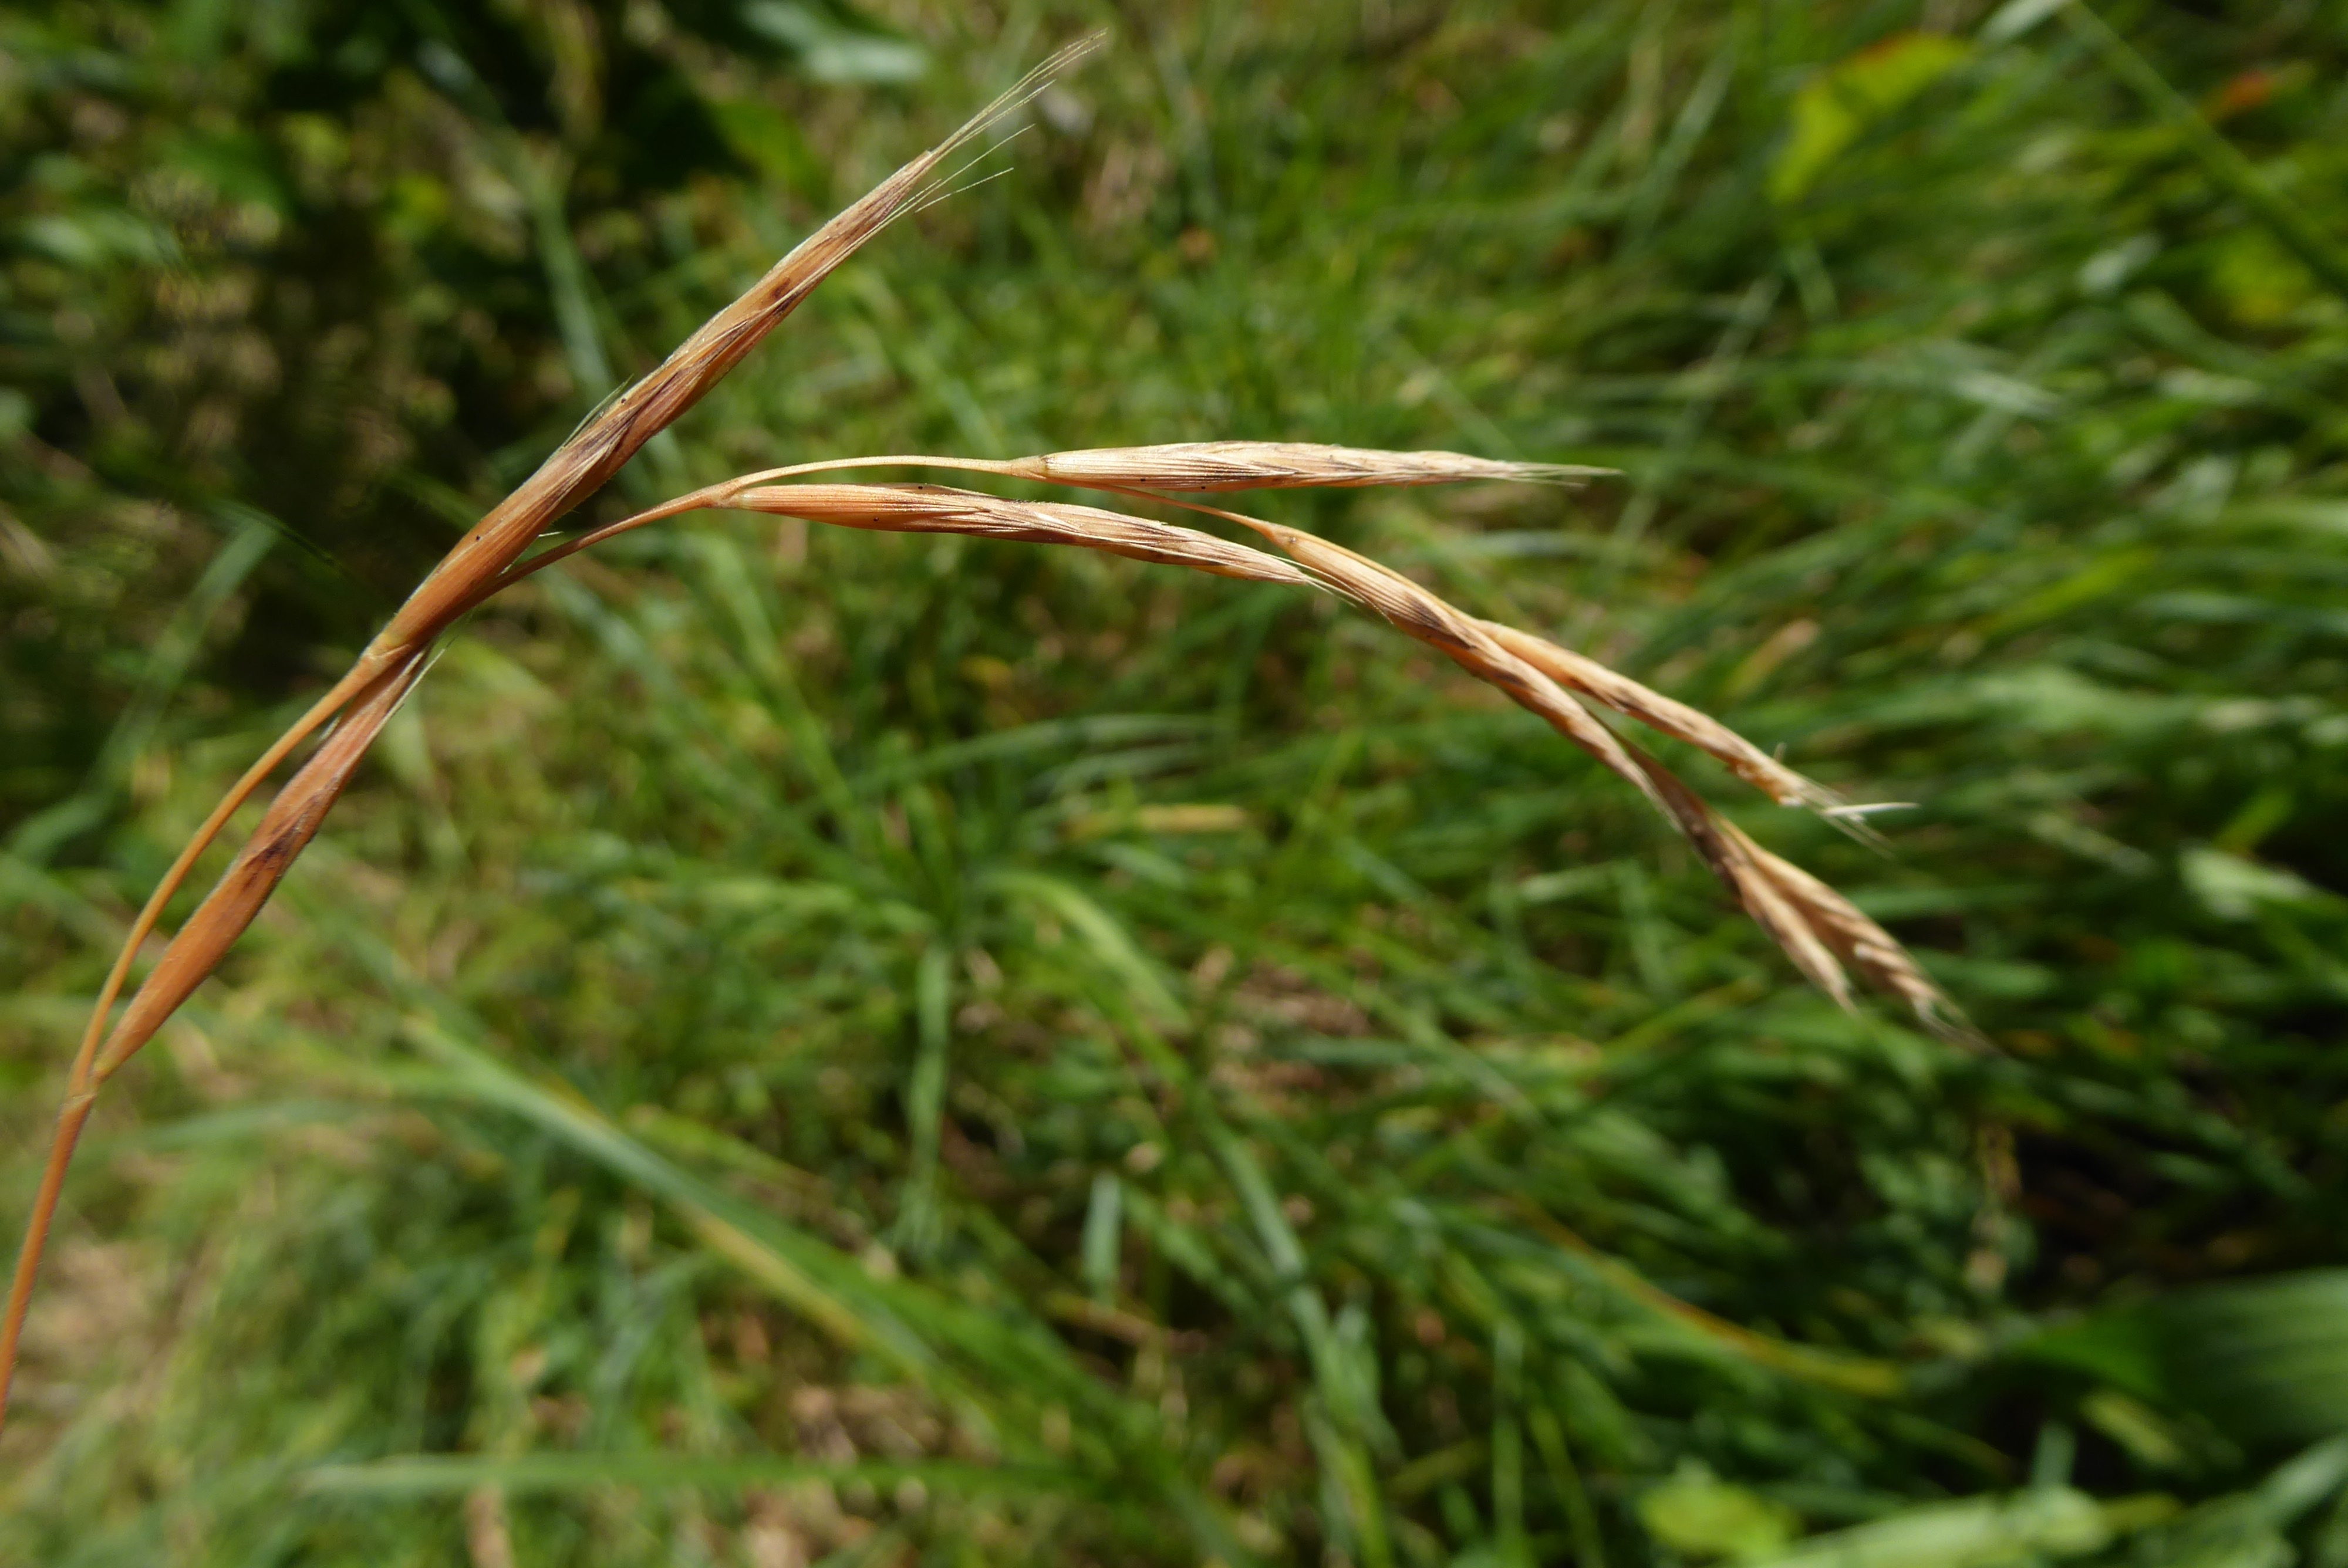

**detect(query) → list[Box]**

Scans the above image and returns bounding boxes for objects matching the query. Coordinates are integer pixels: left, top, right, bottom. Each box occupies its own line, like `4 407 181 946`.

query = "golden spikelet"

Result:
618 445 1841 815
725 484 1317 586
544 464 1963 1038
996 440 1610 492
0 40 1104 1430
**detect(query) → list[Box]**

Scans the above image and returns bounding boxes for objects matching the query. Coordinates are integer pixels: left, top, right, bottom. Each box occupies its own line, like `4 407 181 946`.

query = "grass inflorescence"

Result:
6 4 2348 1566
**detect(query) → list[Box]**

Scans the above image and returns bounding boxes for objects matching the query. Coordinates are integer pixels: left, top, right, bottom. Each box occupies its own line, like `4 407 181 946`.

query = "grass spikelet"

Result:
602 447 1840 817
0 40 1104 1433
583 467 1955 1028
996 441 1612 492
1744 846 1973 1041
1162 501 1961 1028
1477 620 1837 810
724 484 1317 586
515 451 1955 1027
1214 513 1678 811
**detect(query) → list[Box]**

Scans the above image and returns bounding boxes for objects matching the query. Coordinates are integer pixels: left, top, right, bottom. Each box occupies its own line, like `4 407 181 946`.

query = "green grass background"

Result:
6 1 2348 1563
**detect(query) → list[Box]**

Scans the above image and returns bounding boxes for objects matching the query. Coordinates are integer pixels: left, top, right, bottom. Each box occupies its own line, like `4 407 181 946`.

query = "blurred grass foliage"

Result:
5 0 2348 1563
